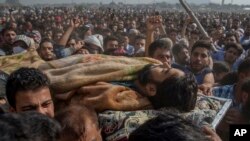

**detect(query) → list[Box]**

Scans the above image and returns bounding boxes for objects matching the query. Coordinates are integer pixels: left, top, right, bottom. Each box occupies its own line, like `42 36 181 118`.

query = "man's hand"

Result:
198 84 212 96
70 17 81 28
146 15 163 32
202 126 222 141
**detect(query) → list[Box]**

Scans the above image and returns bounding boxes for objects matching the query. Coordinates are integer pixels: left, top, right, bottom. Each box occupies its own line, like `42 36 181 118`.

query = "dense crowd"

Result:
1 3 250 141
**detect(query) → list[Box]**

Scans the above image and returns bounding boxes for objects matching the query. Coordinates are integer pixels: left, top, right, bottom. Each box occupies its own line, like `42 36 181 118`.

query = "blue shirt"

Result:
212 84 239 107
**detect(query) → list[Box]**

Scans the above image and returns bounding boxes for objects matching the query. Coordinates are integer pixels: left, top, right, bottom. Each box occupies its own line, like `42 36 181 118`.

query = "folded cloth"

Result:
0 49 45 74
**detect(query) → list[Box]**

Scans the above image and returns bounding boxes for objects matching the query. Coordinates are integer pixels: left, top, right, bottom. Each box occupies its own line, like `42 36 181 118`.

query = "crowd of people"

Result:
1 3 250 141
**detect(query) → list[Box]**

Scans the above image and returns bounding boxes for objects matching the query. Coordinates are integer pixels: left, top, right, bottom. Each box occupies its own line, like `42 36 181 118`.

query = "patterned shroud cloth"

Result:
99 95 224 141
0 49 44 74
0 51 161 94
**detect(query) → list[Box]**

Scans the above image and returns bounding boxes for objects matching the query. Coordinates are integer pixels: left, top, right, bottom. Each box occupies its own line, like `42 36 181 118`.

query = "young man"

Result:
0 27 17 56
38 38 81 61
6 67 54 118
133 34 146 57
189 40 215 95
172 43 190 72
223 43 243 71
148 39 173 65
103 35 119 55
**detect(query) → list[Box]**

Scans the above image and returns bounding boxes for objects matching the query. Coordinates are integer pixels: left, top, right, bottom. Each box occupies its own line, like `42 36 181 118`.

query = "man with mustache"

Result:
189 40 215 95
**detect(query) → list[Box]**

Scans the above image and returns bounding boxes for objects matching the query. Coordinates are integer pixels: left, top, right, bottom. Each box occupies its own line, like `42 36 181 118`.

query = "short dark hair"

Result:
191 40 212 54
103 35 119 49
172 43 189 57
238 58 250 73
129 113 209 141
213 61 230 74
224 43 243 56
1 27 16 36
148 73 198 111
21 111 61 141
39 38 54 48
0 112 61 141
6 67 50 108
148 40 172 57
225 31 240 43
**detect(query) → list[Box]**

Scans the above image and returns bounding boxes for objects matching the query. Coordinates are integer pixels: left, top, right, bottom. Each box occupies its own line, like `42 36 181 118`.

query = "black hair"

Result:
0 112 61 141
224 42 243 56
213 61 230 74
129 113 209 141
238 58 250 73
21 111 61 141
191 40 212 55
148 73 198 111
172 43 189 57
148 40 172 57
6 67 50 109
1 27 16 36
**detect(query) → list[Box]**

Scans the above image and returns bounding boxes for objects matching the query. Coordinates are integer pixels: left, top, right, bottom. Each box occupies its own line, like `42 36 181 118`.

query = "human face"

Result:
177 48 190 65
39 41 55 61
146 64 185 83
224 47 240 65
14 87 54 118
106 40 118 50
152 48 172 65
3 30 16 44
135 39 145 49
225 36 237 45
190 47 210 73
67 39 76 48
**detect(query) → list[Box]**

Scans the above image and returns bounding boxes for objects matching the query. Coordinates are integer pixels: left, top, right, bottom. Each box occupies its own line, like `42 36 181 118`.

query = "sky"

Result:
0 0 250 5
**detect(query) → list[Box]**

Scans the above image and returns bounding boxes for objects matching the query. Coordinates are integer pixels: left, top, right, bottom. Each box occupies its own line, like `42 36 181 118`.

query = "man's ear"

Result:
145 83 157 96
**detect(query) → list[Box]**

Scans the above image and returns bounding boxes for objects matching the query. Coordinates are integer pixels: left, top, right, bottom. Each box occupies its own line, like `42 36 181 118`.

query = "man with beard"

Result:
103 35 119 55
172 43 190 73
189 40 214 95
132 64 197 111
57 63 198 112
0 27 17 56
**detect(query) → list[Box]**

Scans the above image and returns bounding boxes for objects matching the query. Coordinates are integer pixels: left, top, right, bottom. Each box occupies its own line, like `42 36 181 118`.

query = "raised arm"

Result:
145 15 164 57
58 18 81 46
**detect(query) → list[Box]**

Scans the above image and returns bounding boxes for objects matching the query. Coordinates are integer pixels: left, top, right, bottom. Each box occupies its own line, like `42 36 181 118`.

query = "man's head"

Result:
104 35 119 55
129 113 209 141
190 40 212 73
1 27 17 45
213 61 230 83
224 32 239 45
6 67 54 118
38 38 56 61
134 34 146 50
224 43 243 65
148 39 173 64
55 105 102 141
137 64 197 111
238 58 250 82
172 43 190 66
